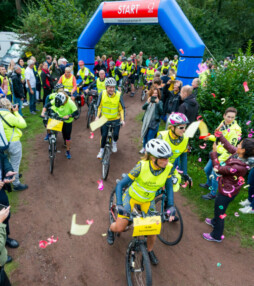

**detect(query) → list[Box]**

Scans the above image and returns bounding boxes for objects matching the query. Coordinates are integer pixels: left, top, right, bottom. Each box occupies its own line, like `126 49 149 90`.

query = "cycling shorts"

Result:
118 189 156 219
129 74 135 84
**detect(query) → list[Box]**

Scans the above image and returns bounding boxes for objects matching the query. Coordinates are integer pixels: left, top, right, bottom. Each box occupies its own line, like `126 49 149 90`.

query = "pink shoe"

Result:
205 218 214 227
203 233 222 242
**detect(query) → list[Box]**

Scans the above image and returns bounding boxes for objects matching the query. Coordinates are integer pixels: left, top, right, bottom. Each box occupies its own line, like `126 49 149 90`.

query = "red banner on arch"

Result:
102 0 160 24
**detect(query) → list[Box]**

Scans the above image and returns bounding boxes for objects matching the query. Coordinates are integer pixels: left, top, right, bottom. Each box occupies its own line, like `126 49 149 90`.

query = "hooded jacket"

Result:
178 94 199 123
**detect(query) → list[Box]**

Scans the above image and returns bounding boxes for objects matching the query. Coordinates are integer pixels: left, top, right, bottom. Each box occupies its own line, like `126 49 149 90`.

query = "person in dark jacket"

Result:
41 62 54 105
0 151 19 261
203 132 254 242
94 59 107 76
140 87 163 154
11 65 25 116
191 78 200 97
178 85 198 124
165 80 182 116
49 58 62 87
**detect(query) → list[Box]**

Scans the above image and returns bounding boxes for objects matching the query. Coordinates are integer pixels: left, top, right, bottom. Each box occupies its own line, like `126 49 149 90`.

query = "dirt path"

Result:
10 93 253 286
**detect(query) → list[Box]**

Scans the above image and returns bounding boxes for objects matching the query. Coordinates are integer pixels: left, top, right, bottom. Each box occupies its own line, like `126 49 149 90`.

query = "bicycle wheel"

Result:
155 197 183 246
109 188 117 224
86 105 93 129
141 90 146 101
126 241 152 286
102 146 111 180
49 141 55 174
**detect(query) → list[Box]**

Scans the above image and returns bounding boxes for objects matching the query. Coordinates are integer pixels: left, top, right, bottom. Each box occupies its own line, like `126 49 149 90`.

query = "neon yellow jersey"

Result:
129 160 172 202
146 68 155 81
96 78 106 94
51 97 77 123
0 76 11 95
157 130 189 164
101 90 121 120
62 75 74 92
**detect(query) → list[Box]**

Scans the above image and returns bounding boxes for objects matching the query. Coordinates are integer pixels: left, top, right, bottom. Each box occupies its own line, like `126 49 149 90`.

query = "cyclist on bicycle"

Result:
157 112 192 186
109 61 123 93
107 139 178 265
41 92 79 159
96 77 125 159
144 62 156 90
58 67 77 101
76 60 94 87
85 70 106 94
159 58 170 75
153 57 159 69
123 57 136 97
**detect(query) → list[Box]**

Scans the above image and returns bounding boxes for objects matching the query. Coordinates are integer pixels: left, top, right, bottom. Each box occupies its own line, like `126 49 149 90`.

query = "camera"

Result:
150 96 156 103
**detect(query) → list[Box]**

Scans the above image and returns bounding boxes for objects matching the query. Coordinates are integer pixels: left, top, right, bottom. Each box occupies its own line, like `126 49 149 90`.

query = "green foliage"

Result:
194 40 254 159
0 0 18 30
12 0 86 63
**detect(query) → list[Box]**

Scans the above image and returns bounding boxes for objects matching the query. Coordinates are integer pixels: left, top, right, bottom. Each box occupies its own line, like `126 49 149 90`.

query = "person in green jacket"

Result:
200 107 241 200
41 92 79 159
0 98 28 191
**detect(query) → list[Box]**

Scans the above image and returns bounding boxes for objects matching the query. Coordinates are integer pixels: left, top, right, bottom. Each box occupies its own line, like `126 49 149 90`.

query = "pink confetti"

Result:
238 137 241 141
181 182 188 188
243 81 249 92
196 115 202 121
234 212 240 217
228 193 232 198
238 176 245 186
252 195 254 198
176 166 183 174
248 134 253 138
86 219 94 225
199 143 207 149
246 120 251 125
222 185 235 195
230 168 237 173
198 158 202 162
97 179 104 191
211 93 216 98
221 235 225 240
39 236 58 249
246 166 250 170
214 131 222 137
39 241 48 249
90 132 94 139
227 129 230 132
252 236 254 239
251 129 254 133
47 235 58 245
167 210 171 214
179 49 184 54
219 214 227 219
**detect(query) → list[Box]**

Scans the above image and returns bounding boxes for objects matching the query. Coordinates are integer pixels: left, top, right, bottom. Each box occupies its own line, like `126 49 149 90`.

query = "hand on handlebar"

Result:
63 115 70 120
95 116 99 121
166 206 176 222
116 205 127 216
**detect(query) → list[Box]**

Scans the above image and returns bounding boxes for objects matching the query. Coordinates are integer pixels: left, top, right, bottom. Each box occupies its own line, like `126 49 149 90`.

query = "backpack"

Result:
0 114 14 151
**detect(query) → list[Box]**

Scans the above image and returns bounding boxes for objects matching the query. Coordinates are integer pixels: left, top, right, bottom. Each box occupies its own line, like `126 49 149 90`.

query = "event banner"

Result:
102 0 160 24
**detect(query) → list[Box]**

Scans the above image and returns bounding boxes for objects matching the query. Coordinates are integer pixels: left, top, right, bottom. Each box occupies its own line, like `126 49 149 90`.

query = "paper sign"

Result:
132 216 161 237
25 51 32 58
185 121 201 138
70 214 91 236
47 118 63 132
90 116 108 132
199 121 210 138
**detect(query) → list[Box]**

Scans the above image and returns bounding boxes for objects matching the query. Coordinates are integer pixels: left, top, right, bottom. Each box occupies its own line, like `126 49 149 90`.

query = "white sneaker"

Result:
239 199 251 207
112 141 117 153
97 149 104 159
239 205 254 214
22 106 25 109
23 102 29 106
139 148 145 154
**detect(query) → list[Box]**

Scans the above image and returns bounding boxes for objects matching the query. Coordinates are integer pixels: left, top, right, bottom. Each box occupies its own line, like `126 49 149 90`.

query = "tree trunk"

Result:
15 0 22 14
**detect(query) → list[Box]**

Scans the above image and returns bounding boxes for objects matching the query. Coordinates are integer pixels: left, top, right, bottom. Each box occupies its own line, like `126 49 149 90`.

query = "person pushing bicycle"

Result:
107 139 178 265
96 78 125 159
41 92 79 159
157 112 192 187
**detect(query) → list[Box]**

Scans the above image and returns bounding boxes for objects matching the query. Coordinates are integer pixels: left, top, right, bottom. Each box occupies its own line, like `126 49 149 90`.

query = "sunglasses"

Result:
176 126 186 130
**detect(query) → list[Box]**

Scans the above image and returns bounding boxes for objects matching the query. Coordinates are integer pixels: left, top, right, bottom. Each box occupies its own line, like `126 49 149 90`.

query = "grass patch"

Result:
5 260 19 277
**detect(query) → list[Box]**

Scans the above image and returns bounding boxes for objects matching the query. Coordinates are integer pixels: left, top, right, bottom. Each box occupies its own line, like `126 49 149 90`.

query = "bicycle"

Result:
109 178 183 246
75 83 86 115
86 89 98 129
41 112 65 174
121 71 131 96
101 122 122 180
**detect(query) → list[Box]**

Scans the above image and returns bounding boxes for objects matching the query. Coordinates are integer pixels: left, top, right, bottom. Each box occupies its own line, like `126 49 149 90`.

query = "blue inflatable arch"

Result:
78 0 205 85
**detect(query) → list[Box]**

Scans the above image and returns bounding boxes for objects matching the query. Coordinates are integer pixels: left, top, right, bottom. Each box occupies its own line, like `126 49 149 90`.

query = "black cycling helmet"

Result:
55 92 66 108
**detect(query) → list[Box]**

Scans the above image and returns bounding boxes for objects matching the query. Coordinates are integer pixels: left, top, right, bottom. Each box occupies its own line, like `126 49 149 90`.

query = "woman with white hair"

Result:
57 67 77 101
25 59 37 114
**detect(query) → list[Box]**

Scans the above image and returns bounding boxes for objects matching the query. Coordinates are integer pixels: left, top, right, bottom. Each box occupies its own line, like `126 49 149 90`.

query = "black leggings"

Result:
62 122 72 141
211 193 236 240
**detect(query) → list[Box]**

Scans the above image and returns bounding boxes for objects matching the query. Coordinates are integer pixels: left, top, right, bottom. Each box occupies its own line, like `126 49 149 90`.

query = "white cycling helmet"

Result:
146 139 172 159
55 92 66 107
167 112 189 126
109 61 115 66
105 77 117 87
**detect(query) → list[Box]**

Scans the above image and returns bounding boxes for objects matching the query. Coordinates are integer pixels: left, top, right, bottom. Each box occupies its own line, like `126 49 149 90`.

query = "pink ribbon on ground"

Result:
90 132 94 139
97 179 104 191
86 219 94 225
39 235 58 249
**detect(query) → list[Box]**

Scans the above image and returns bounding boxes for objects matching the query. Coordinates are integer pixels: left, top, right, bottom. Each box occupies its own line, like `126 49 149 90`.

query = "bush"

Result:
194 40 254 159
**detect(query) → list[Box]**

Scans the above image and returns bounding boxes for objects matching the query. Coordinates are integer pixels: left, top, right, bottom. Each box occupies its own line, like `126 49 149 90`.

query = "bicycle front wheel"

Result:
86 105 93 129
102 146 111 180
141 90 146 101
155 197 183 246
126 241 152 286
49 142 55 174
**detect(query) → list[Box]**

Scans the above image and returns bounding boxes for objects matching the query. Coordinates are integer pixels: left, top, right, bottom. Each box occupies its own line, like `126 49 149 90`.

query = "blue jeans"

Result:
204 159 218 196
13 96 23 116
173 152 188 175
100 119 121 148
143 125 159 148
7 95 12 103
29 88 36 112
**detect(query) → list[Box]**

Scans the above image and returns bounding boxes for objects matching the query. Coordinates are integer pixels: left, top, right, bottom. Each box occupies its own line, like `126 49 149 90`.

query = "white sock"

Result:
100 148 104 152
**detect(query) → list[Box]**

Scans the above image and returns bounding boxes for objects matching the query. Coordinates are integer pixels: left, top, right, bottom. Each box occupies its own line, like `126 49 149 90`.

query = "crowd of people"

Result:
0 50 253 284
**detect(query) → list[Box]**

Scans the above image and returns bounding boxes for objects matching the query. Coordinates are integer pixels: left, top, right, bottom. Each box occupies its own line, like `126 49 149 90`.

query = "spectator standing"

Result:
106 55 113 74
191 78 201 97
101 55 108 72
115 56 122 67
46 55 53 69
41 62 54 105
0 98 28 191
25 59 37 114
136 51 143 82
50 58 62 87
0 66 12 102
11 65 25 116
17 58 28 106
94 59 107 76
239 166 254 214
146 56 152 67
7 60 15 76
30 56 41 102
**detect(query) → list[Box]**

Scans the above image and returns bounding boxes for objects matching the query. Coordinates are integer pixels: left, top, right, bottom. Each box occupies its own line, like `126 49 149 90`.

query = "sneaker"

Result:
202 193 216 200
23 102 29 106
65 151 71 159
97 149 104 159
44 134 49 141
30 111 36 115
239 206 254 214
199 183 210 189
239 198 251 207
22 105 25 109
202 233 222 242
107 228 115 245
148 250 159 265
13 183 28 191
139 148 145 154
205 218 214 227
112 142 117 153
